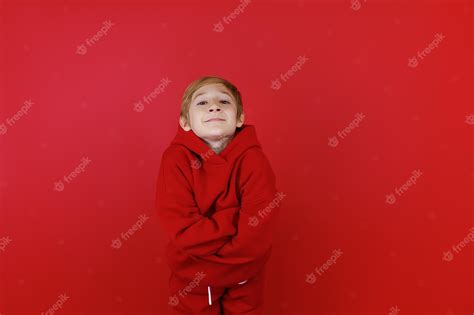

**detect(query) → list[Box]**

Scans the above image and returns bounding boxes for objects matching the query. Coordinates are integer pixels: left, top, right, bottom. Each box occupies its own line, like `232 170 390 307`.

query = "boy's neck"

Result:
205 134 234 155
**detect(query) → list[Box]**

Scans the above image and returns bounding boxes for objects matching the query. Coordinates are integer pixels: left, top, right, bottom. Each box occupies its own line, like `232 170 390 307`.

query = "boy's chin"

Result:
204 127 235 138
203 130 234 141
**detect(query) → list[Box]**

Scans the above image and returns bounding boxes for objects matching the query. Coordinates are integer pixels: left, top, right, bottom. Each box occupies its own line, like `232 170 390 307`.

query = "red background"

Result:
1 0 473 314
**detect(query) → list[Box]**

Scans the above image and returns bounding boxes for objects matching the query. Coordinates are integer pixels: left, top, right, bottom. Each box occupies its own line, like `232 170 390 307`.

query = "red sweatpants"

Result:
167 268 266 315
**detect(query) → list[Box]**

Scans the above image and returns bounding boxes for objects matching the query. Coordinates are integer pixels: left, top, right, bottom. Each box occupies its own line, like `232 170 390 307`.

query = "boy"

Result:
156 76 282 314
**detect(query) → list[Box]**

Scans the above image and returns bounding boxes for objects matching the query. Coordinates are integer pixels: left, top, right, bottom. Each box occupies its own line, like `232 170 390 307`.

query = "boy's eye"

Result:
197 100 230 105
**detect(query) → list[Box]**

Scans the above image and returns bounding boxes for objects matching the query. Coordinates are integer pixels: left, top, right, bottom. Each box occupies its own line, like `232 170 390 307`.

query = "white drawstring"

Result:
207 280 247 306
207 286 212 305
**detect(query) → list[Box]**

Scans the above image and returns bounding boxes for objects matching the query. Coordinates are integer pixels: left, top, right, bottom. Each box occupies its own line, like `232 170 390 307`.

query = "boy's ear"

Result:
179 116 192 131
236 113 245 127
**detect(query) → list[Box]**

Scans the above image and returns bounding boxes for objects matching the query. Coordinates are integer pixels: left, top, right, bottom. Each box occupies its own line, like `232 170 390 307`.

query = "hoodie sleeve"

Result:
197 149 282 266
156 148 239 256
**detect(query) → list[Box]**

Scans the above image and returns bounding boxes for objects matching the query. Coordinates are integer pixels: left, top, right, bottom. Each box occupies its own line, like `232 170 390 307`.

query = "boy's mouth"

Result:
206 118 226 122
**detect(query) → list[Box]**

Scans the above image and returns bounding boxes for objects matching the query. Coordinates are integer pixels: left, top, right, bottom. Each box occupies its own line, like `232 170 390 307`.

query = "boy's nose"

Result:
208 103 222 112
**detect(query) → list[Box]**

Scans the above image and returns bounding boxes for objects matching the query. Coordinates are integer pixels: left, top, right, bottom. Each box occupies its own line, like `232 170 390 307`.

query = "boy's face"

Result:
180 83 245 143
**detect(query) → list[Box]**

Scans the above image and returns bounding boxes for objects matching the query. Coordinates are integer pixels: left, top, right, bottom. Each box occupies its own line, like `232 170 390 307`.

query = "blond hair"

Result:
180 76 243 123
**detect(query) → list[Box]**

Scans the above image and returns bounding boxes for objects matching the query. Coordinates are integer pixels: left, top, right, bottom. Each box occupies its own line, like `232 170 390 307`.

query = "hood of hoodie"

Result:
170 123 262 164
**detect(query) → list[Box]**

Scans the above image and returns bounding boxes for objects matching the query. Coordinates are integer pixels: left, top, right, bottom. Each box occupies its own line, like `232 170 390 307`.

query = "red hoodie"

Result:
156 123 282 287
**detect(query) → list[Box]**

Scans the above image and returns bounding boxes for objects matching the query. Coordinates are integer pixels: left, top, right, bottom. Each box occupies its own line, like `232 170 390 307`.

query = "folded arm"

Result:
156 149 239 256
197 150 283 265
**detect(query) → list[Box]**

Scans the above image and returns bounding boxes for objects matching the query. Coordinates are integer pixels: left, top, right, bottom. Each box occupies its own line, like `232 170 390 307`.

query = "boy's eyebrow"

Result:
193 90 233 101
